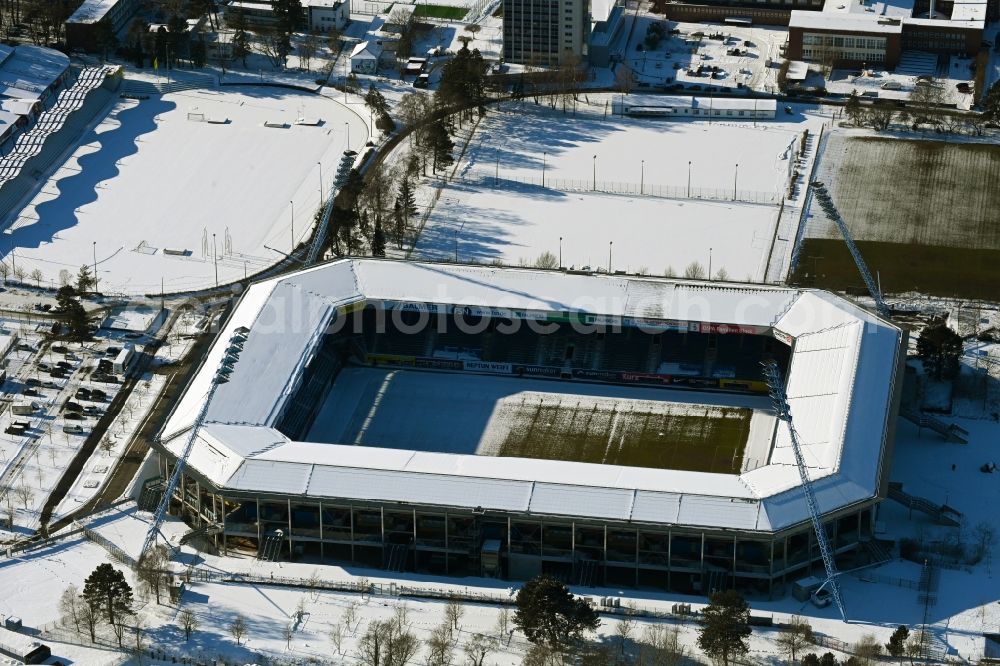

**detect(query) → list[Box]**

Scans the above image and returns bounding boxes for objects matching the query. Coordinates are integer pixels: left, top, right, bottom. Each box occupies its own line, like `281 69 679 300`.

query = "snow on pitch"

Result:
411 102 815 279
3 87 366 294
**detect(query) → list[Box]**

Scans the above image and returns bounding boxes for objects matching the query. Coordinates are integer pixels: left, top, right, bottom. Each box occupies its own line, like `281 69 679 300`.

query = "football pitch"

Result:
306 367 768 473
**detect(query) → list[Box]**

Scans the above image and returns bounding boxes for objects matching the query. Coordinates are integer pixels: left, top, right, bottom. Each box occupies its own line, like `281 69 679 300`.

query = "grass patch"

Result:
791 239 1000 301
413 3 469 19
494 400 751 473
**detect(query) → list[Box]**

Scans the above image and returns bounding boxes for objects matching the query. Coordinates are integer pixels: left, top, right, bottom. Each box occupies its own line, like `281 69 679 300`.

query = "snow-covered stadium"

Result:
151 259 904 595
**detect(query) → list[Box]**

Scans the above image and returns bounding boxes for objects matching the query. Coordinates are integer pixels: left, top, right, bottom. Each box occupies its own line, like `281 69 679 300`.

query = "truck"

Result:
11 401 40 415
113 345 136 375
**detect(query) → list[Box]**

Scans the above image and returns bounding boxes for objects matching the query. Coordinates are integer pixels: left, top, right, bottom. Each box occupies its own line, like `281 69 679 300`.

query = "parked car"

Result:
65 411 85 420
64 401 84 412
63 424 85 434
90 389 108 401
811 588 832 608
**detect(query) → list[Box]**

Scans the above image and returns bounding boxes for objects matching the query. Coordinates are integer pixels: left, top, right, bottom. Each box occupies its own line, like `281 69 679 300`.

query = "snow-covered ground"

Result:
3 87 365 295
410 100 825 280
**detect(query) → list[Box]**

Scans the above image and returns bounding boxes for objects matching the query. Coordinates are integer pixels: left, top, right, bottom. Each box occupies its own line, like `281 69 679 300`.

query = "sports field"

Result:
306 367 770 473
795 135 1000 299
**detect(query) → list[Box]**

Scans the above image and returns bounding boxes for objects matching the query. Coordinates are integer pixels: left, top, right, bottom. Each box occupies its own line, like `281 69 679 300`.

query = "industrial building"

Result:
152 259 904 595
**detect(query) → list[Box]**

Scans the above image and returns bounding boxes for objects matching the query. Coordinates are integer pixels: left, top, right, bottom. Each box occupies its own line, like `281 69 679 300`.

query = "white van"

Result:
63 424 85 434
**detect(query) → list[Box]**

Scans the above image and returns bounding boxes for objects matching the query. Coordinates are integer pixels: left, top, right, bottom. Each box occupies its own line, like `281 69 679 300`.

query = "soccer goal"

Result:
187 112 206 122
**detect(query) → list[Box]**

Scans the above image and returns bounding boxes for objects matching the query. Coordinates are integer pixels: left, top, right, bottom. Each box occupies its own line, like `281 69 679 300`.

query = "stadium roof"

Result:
160 259 902 534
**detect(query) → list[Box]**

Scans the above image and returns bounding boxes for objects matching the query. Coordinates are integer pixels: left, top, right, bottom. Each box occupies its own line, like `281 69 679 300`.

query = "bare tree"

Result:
229 614 248 645
111 612 128 647
137 544 169 604
257 25 287 69
298 30 320 71
683 261 706 279
329 622 345 655
426 621 456 665
343 601 359 633
132 615 147 664
80 599 99 643
855 633 883 666
464 633 495 666
534 251 558 269
715 267 730 281
639 624 686 666
392 603 410 633
179 609 198 642
0 263 9 284
614 63 636 97
909 80 945 125
495 607 511 640
60 585 82 633
356 619 420 666
444 598 464 636
777 616 814 664
29 268 43 288
15 482 33 509
13 265 25 284
615 611 636 656
307 569 322 601
282 622 294 650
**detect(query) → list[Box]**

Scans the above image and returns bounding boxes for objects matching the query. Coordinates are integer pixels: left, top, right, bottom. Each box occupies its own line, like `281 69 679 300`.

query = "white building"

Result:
305 0 350 32
349 41 383 74
619 95 778 120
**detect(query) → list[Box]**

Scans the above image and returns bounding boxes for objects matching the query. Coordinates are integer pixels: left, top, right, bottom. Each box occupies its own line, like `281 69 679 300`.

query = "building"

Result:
0 45 72 144
786 0 984 68
503 0 606 66
305 0 350 32
350 41 383 73
618 95 778 119
65 0 141 52
225 0 279 28
152 259 905 595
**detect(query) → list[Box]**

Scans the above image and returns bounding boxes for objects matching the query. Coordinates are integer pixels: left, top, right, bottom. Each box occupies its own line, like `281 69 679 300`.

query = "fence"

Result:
453 169 779 205
76 520 138 569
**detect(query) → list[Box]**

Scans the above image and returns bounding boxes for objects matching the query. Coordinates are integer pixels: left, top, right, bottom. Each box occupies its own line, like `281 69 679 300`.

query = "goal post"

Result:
187 112 206 122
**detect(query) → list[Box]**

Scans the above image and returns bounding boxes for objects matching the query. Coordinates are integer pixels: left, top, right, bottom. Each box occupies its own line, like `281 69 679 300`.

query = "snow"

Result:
4 87 366 295
409 100 825 281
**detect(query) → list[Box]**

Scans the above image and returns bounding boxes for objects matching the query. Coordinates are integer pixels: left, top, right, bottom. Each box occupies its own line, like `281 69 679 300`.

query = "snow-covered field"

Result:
410 102 821 280
4 87 365 295
306 367 771 464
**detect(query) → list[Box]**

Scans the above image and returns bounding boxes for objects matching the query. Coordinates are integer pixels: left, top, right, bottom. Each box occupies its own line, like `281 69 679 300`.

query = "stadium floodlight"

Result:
761 360 848 623
139 330 247 562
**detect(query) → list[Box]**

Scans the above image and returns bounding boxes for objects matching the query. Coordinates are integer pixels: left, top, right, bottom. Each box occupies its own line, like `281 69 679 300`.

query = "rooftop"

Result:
67 0 126 24
160 259 903 534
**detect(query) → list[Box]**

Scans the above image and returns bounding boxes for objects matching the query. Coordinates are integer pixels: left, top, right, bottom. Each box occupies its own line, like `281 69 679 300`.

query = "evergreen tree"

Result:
231 10 250 66
270 0 302 61
392 200 406 250
82 563 133 627
66 300 92 342
365 82 390 117
427 121 454 173
436 46 489 110
916 320 962 381
696 590 752 666
397 177 418 226
513 575 600 647
886 625 909 662
845 89 863 126
371 216 386 256
76 264 95 293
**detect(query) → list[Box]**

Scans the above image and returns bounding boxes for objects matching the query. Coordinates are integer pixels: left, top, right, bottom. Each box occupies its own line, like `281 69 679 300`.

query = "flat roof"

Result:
622 95 778 111
67 0 124 24
160 259 902 534
0 45 69 103
789 11 904 32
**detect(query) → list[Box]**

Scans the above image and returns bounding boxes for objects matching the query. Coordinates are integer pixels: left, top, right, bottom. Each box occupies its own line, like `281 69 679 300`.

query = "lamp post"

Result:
542 151 547 188
640 160 644 195
345 122 350 151
92 241 97 293
733 163 739 201
687 161 692 198
559 236 562 268
290 200 295 252
592 155 597 191
212 233 218 288
608 241 613 274
708 247 713 280
318 161 324 208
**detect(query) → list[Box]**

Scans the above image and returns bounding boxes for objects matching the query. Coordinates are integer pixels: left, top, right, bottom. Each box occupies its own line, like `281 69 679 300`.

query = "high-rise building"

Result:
502 0 590 66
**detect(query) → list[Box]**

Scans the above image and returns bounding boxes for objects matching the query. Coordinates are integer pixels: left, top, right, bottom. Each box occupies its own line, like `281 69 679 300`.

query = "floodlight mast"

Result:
761 360 848 623
812 185 890 319
139 329 247 562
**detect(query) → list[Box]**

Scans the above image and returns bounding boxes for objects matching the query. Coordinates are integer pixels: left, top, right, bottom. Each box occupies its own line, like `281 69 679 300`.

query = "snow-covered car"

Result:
811 588 832 608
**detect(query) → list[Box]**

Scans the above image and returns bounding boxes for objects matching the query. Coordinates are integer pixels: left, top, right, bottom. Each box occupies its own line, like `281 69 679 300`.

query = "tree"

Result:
696 589 752 666
615 63 636 96
83 563 134 627
909 79 945 125
298 30 320 71
365 82 391 118
428 120 454 173
60 585 82 633
179 609 199 641
777 616 814 664
683 261 706 279
444 598 464 636
495 607 511 640
844 89 863 126
916 320 962 380
229 614 248 645
79 596 99 643
866 99 895 131
282 622 294 649
802 655 821 666
981 79 1000 126
905 629 927 663
513 575 600 647
615 611 636 656
534 251 558 269
29 268 43 288
886 625 909 662
137 544 170 604
330 622 346 655
356 619 420 666
371 216 387 257
76 264 95 293
0 262 8 284
15 482 34 509
111 612 128 647
270 0 302 61
854 633 883 666
231 9 250 66
464 633 495 666
436 46 489 112
639 624 686 666
426 621 455 665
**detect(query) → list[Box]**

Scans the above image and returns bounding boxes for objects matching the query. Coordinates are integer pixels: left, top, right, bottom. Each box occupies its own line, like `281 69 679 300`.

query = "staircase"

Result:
894 51 938 77
179 522 222 546
383 543 409 572
888 482 962 526
258 531 284 561
137 479 166 512
576 558 598 587
899 408 968 443
119 73 216 96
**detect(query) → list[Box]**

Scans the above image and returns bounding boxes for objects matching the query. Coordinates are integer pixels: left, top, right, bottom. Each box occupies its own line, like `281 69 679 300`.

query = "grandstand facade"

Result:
153 259 905 596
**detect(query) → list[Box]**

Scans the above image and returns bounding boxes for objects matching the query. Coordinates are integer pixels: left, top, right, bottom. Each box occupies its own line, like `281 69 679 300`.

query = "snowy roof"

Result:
160 259 903 534
621 95 778 112
0 45 69 103
789 11 904 32
350 41 381 60
67 0 126 24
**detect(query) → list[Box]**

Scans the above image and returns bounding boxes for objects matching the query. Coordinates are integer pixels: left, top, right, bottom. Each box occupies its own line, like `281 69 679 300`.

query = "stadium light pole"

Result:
92 241 97 293
290 200 295 252
212 233 218 288
687 161 692 198
708 247 713 280
640 160 644 195
608 241 613 274
345 122 350 151
558 236 562 268
542 151 546 188
318 162 324 208
733 163 739 201
592 155 597 191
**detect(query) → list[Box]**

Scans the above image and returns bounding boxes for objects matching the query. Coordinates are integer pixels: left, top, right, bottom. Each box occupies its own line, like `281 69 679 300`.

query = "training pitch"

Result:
306 367 772 473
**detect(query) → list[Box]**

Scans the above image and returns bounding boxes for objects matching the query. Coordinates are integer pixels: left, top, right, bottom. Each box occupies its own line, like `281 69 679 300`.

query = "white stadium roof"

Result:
160 259 903 534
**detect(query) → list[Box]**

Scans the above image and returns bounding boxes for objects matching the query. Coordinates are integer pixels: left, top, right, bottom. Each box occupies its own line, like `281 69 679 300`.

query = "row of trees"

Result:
844 80 1000 135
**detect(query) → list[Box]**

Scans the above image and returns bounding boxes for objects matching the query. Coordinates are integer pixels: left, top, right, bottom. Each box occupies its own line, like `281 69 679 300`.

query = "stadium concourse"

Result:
149 259 904 596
